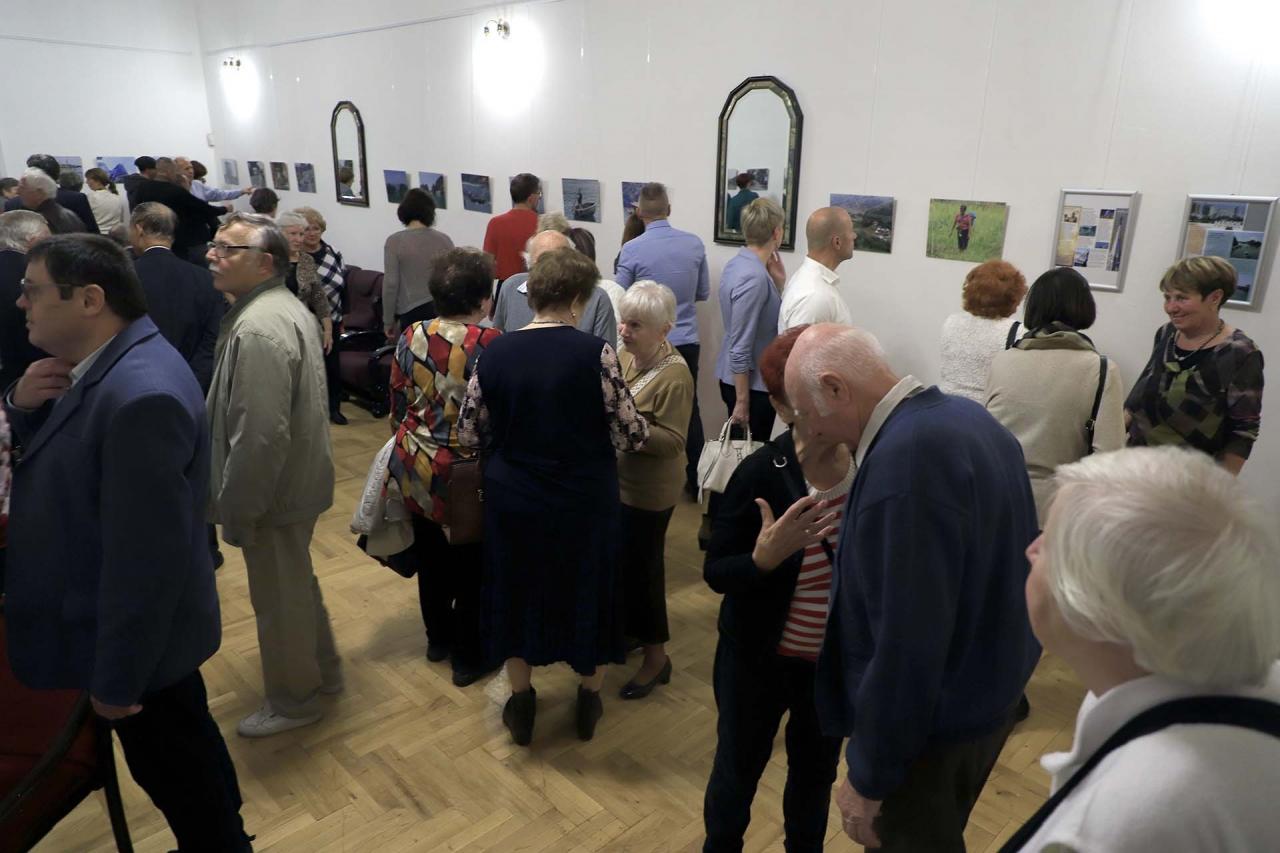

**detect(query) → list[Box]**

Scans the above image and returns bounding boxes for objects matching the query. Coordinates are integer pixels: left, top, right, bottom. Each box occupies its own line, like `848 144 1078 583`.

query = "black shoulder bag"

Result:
998 695 1280 851
1004 320 1022 350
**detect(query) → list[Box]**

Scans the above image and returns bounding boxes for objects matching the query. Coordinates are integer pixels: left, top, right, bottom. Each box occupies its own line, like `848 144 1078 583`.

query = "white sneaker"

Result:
236 705 322 738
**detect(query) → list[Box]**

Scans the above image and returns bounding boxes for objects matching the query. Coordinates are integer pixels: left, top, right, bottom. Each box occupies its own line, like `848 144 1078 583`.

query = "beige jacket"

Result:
985 329 1125 525
617 342 694 511
207 277 335 545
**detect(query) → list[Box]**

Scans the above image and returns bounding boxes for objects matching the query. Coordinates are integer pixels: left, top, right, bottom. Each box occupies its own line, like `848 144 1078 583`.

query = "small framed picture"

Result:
1052 189 1139 293
1178 194 1277 310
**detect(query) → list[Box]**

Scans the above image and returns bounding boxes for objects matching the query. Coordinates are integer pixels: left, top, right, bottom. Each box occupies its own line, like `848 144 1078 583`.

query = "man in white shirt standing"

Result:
778 207 856 331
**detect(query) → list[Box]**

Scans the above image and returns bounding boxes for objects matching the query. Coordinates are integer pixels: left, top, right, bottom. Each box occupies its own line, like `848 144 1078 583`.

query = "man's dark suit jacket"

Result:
0 250 47 389
129 179 226 261
133 246 224 391
5 188 99 234
4 317 220 706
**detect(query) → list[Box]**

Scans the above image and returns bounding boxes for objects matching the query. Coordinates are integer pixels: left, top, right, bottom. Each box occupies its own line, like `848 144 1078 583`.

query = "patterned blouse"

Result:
458 342 649 453
1124 323 1264 460
387 318 502 523
309 241 346 325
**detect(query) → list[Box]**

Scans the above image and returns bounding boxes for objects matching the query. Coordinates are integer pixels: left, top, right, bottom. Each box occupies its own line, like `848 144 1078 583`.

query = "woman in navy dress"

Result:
460 247 649 746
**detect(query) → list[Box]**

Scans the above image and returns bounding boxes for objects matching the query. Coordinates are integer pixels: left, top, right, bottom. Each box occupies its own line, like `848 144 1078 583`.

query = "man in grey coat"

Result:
491 229 616 339
205 212 341 738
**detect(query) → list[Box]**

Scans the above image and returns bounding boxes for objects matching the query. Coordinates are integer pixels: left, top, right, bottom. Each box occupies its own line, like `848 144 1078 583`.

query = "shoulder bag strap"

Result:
999 695 1280 852
1005 320 1021 350
1084 355 1108 454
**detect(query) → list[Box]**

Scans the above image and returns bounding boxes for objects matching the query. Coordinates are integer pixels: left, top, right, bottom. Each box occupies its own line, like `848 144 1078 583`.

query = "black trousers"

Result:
957 229 970 251
324 330 342 416
410 514 485 672
111 670 252 852
703 641 841 853
718 382 776 443
675 343 705 491
874 712 1016 851
620 504 674 645
397 301 437 330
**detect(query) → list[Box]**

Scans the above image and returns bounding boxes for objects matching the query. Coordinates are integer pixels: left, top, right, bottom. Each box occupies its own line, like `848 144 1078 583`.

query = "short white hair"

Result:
20 167 56 199
276 211 308 229
524 229 571 262
1046 446 1280 688
0 210 50 252
790 324 888 415
618 280 676 327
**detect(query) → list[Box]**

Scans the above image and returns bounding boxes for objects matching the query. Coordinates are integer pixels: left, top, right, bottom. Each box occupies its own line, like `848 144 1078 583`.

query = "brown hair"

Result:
759 324 810 403
1160 256 1236 304
84 167 117 194
527 247 599 312
962 259 1027 319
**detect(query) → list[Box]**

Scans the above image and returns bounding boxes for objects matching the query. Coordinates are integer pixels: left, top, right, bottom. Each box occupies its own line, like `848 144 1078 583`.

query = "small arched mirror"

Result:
330 100 369 207
714 76 803 250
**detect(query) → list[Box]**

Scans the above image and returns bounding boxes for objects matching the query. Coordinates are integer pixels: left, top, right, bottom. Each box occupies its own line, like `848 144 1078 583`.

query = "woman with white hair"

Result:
278 210 333 353
615 281 693 698
1007 446 1280 851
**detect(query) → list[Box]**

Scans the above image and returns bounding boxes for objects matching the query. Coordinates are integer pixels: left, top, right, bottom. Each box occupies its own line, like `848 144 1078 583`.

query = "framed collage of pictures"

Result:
1053 189 1139 293
1178 194 1276 310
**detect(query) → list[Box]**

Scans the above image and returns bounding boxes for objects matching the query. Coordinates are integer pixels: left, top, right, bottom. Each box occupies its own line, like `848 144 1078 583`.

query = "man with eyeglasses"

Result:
205 212 341 738
3 234 253 851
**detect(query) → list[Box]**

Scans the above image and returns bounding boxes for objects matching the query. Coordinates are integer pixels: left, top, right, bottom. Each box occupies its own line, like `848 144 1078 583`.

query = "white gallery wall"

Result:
10 0 1280 514
0 1 213 181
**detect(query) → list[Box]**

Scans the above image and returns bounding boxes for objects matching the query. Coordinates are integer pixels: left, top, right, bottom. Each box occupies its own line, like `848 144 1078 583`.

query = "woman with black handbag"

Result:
702 326 852 853
386 248 501 687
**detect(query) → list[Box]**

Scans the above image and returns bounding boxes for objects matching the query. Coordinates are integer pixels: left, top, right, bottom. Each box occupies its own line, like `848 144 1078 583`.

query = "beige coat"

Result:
985 329 1125 525
207 277 335 545
617 342 694 511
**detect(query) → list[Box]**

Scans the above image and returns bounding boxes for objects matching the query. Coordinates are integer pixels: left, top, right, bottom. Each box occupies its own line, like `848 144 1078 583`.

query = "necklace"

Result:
529 316 572 326
1174 319 1224 361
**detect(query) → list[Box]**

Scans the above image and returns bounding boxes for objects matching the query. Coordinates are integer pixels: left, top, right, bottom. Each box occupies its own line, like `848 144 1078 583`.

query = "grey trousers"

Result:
241 517 341 718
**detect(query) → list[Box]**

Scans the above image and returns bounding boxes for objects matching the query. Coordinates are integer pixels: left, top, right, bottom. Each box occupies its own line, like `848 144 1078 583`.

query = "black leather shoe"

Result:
330 411 348 425
212 550 225 570
452 665 497 687
1016 693 1031 722
503 688 536 746
619 657 672 700
426 643 450 663
576 686 603 741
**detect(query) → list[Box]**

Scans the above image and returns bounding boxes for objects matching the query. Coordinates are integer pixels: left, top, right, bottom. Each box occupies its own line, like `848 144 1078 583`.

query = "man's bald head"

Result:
526 229 573 264
806 207 856 267
786 323 897 446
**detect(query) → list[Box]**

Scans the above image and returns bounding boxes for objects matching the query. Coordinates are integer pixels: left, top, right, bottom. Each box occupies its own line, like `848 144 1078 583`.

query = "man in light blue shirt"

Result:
616 182 709 495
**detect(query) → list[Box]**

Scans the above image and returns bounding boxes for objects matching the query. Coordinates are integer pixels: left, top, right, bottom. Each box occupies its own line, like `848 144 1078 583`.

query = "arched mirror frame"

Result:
330 100 370 208
713 76 804 251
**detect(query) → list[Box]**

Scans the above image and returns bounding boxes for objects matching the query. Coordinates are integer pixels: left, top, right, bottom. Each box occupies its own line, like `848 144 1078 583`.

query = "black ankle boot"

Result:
576 686 603 741
503 688 536 746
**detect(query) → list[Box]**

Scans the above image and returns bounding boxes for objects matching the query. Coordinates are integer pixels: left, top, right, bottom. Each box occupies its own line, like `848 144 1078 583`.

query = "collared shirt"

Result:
854 375 925 466
778 256 852 331
614 219 710 347
714 248 781 392
191 180 242 202
69 335 117 387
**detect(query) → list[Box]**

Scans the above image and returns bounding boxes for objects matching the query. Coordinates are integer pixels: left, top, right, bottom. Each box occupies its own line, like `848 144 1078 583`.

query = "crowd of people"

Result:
0 159 1276 852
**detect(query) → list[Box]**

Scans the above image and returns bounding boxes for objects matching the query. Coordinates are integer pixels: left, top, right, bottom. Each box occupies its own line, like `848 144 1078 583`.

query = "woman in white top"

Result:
568 226 624 349
938 260 1026 402
985 268 1125 525
83 167 127 235
1011 447 1280 852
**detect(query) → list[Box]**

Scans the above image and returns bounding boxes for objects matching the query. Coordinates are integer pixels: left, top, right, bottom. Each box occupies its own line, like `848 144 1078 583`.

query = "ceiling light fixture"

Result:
483 18 510 39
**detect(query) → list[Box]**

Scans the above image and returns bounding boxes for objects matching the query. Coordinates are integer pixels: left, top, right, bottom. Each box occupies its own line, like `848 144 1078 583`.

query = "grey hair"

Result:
619 280 676 328
524 228 572 262
790 325 889 415
220 211 290 276
0 210 51 252
20 167 57 199
536 211 572 235
1045 447 1280 688
276 211 308 229
130 202 176 240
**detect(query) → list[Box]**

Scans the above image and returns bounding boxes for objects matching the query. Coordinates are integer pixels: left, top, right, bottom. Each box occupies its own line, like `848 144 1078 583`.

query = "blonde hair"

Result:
741 197 784 246
1160 255 1236 303
619 280 676 327
293 206 326 232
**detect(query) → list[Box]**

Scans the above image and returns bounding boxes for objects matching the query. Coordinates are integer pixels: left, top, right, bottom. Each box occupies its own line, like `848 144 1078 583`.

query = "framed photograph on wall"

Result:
1053 189 1139 293
1178 194 1277 310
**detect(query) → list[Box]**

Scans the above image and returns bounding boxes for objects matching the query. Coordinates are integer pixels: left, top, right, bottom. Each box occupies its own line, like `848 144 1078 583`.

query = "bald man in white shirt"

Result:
778 207 855 331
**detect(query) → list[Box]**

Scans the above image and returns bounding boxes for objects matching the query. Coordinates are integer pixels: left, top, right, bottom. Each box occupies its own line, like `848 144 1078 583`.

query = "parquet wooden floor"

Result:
37 407 1084 852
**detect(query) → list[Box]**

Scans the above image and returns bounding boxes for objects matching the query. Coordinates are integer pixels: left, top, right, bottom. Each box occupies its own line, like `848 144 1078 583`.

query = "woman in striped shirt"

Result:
702 324 856 853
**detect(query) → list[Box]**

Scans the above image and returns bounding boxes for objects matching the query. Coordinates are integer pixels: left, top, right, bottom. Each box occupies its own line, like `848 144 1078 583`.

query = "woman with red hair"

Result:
939 259 1027 402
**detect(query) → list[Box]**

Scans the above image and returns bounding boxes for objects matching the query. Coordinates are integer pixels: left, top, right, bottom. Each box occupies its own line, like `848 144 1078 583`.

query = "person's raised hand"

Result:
751 495 838 571
12 358 74 410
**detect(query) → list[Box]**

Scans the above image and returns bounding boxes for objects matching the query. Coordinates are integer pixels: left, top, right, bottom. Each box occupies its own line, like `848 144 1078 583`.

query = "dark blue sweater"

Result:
814 387 1041 800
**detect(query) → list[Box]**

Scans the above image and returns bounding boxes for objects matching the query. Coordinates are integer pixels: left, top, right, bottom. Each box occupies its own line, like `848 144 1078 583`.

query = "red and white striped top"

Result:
777 460 856 662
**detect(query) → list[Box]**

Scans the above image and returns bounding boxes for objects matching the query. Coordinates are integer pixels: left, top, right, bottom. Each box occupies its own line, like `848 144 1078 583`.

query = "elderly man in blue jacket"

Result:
785 323 1040 851
3 234 251 852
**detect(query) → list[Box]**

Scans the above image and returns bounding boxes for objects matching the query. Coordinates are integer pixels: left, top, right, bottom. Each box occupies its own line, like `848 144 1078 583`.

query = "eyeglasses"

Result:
18 277 76 299
206 241 259 258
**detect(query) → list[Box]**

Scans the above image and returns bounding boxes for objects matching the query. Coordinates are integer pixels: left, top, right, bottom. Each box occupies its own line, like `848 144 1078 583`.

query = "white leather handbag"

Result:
696 420 763 503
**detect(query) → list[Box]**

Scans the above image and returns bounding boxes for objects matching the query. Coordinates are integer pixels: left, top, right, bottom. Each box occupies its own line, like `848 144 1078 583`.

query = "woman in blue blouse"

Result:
715 197 786 441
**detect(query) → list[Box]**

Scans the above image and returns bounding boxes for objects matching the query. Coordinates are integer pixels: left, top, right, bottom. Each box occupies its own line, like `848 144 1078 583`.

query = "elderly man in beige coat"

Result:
206 212 340 738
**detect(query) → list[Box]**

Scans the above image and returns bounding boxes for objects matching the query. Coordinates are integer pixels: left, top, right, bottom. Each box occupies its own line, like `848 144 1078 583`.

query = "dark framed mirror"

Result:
714 76 803 250
330 100 369 207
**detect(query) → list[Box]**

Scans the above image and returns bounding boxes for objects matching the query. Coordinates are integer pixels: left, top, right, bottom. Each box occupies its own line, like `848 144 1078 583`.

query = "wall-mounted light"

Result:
483 18 510 38
222 56 241 70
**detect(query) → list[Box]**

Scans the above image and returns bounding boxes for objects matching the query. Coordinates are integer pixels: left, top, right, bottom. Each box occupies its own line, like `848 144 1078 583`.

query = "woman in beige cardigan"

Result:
985 268 1125 526
616 281 694 699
